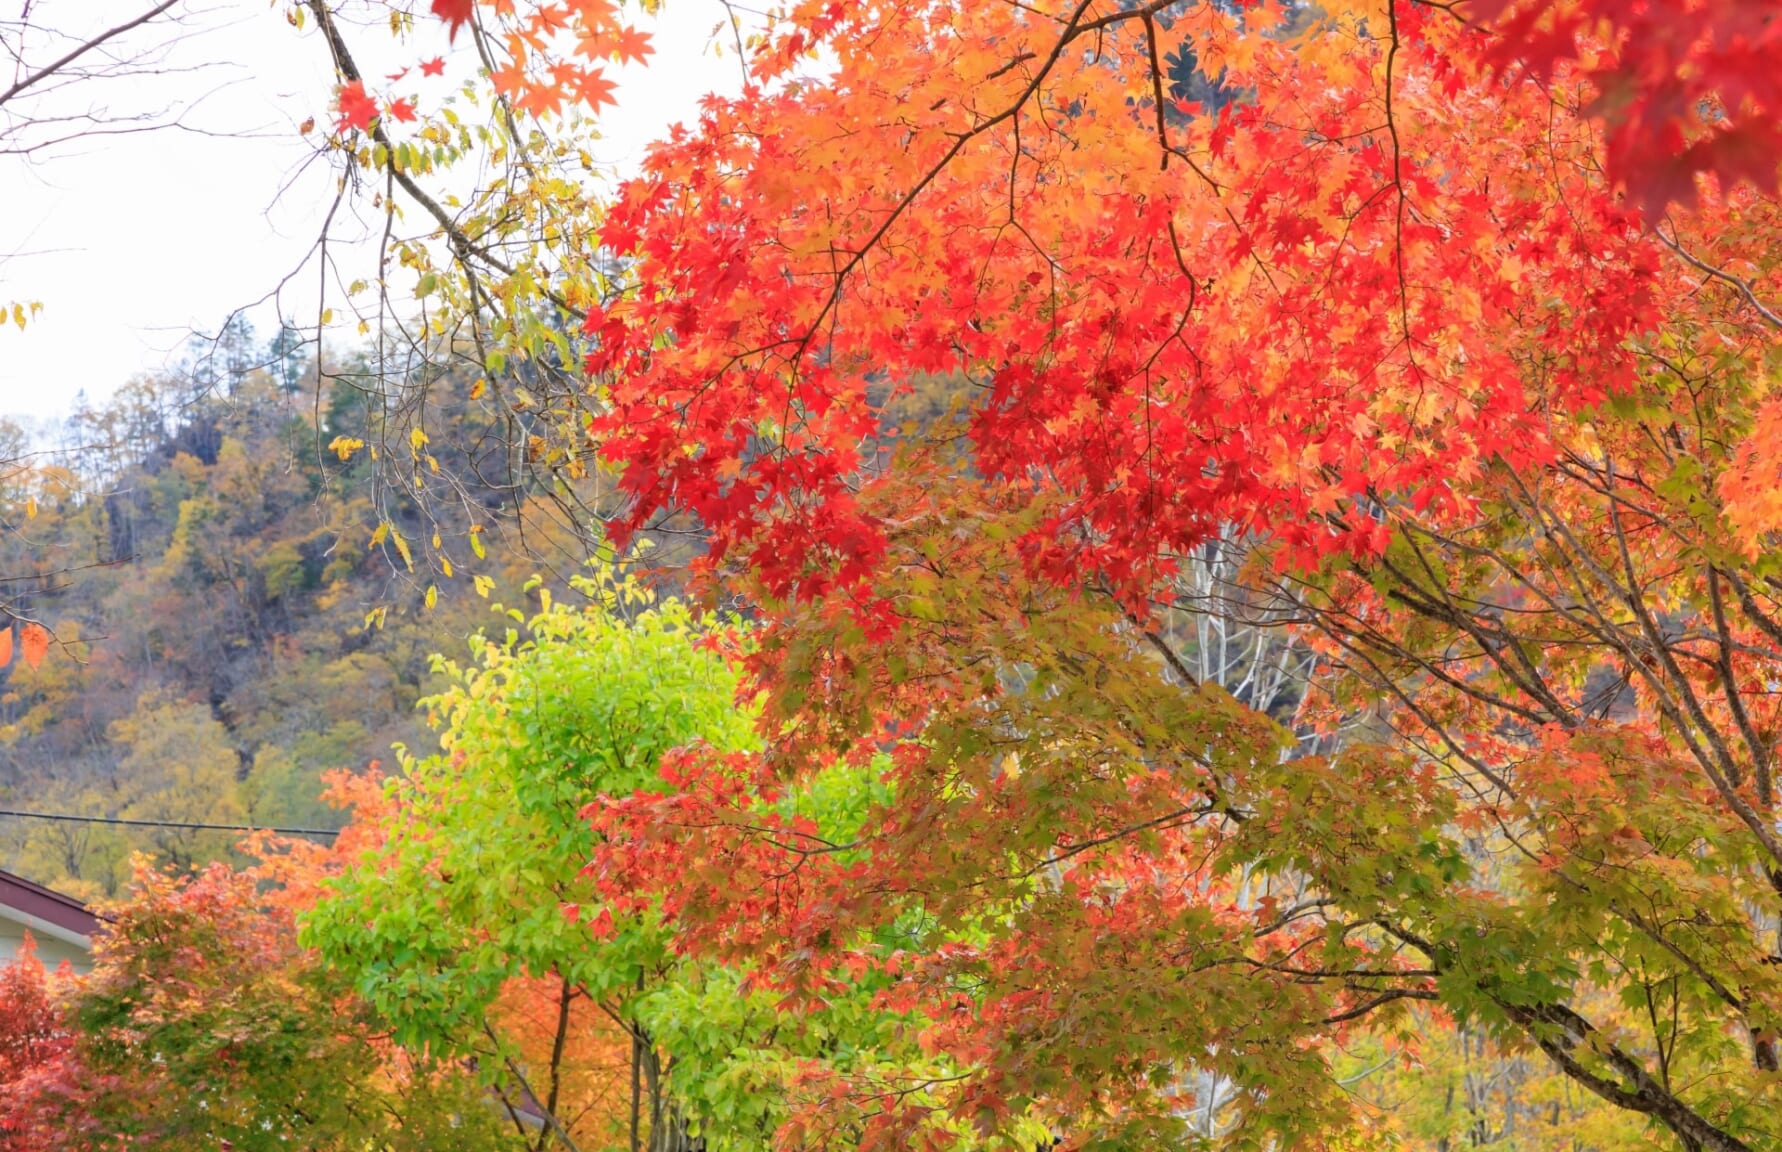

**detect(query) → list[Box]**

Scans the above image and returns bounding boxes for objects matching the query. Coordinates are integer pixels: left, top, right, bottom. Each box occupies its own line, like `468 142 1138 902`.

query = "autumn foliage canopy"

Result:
301 0 1782 1147
14 0 1782 1149
461 0 1782 1147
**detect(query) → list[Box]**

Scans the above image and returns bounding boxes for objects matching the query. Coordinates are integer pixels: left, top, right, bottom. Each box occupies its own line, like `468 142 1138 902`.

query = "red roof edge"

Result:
0 868 102 939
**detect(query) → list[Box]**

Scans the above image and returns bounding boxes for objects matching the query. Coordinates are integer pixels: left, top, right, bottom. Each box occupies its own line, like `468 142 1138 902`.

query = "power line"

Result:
0 808 342 840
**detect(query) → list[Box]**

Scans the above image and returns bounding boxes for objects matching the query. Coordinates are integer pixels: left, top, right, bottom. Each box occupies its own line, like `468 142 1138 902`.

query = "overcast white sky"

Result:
0 0 741 424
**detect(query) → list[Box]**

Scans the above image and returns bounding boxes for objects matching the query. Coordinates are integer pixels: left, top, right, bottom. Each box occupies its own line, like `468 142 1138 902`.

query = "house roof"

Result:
0 867 102 944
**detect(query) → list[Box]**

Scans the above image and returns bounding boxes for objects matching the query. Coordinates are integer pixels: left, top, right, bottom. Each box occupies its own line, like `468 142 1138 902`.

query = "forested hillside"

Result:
0 326 572 900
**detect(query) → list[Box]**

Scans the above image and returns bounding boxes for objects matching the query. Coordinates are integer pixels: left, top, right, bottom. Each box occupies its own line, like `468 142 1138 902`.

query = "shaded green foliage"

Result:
306 577 1020 1150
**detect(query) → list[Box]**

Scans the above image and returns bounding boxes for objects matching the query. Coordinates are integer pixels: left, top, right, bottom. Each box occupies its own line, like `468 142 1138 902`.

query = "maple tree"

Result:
283 0 1782 1147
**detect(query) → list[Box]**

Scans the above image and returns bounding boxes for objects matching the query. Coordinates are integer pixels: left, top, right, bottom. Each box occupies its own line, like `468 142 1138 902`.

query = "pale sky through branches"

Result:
0 0 741 422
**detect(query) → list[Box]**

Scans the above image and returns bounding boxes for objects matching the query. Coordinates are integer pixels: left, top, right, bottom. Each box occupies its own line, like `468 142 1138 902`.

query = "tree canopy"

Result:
8 0 1782 1149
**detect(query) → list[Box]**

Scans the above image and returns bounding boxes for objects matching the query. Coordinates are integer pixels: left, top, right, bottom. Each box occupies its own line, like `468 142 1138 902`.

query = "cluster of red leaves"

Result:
0 940 69 1152
334 79 417 132
399 0 1782 609
575 0 1662 612
390 1 652 126
1480 0 1782 220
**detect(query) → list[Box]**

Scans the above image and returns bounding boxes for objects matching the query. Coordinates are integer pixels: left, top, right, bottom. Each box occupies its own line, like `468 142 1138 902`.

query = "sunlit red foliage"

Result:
1480 0 1782 219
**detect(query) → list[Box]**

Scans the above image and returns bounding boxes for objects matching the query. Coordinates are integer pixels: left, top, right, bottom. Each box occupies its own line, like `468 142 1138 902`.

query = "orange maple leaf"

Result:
610 26 654 67
575 66 618 111
515 81 565 118
490 60 529 98
566 0 618 30
19 623 48 671
1719 396 1782 554
533 3 570 35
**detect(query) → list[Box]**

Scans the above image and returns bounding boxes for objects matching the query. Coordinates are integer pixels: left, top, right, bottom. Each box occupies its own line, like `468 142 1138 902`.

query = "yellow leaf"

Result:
390 527 414 572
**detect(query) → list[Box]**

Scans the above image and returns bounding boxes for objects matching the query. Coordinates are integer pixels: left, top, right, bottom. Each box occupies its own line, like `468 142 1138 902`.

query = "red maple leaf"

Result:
610 25 654 67
430 0 475 41
334 80 379 132
386 97 418 123
385 67 410 82
420 56 446 77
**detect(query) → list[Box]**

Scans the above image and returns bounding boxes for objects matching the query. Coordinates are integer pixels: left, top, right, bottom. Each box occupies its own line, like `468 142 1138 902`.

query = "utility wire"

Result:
0 808 342 840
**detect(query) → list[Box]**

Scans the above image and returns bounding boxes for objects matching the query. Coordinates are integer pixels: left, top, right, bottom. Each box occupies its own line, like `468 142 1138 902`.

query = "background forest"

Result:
0 325 561 898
